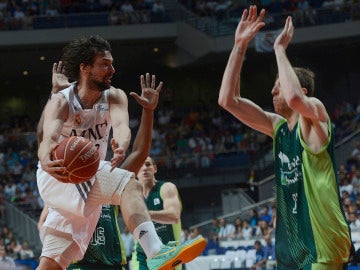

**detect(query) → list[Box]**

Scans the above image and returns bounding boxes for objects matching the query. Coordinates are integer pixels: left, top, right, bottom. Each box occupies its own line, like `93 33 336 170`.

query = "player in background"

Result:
218 6 352 270
132 156 182 270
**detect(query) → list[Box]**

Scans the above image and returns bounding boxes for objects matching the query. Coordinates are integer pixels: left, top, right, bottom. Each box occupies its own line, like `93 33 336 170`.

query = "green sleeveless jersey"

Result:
132 181 182 270
67 205 126 270
273 119 351 269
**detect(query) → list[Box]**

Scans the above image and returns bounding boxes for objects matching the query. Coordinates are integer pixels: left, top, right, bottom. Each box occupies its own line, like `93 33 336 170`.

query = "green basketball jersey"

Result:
132 181 182 270
273 119 351 269
67 205 126 270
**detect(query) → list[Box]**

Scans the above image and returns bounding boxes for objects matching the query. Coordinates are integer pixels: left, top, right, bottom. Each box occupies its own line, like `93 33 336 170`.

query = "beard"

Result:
89 74 111 92
94 81 110 92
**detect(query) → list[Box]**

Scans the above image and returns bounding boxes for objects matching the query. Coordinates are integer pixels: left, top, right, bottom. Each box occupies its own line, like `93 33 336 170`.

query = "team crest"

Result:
74 113 82 126
154 198 160 205
98 103 109 112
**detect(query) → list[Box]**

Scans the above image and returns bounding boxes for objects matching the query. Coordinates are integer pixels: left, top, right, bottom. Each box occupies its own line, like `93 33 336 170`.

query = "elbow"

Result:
218 96 226 108
218 95 232 110
287 94 303 110
169 211 181 224
171 215 181 224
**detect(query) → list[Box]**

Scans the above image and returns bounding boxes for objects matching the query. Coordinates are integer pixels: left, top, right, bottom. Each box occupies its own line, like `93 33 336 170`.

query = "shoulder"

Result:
160 181 179 195
48 92 68 109
109 87 127 101
160 181 177 191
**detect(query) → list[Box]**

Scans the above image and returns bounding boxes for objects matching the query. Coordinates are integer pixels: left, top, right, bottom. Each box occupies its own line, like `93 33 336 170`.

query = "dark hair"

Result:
293 67 315 97
275 67 315 97
62 35 112 82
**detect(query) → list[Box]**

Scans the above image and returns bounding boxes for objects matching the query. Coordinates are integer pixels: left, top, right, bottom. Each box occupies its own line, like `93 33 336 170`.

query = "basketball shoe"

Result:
147 235 206 270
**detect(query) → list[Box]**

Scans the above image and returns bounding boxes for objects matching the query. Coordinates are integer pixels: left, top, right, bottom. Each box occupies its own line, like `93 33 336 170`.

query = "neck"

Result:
75 84 102 109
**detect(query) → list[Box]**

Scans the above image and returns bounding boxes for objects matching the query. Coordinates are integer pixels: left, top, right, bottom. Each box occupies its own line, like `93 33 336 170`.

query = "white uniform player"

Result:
37 85 133 268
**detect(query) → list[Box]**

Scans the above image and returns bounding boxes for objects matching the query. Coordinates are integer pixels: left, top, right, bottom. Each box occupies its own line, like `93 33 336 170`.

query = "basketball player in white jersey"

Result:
37 36 206 270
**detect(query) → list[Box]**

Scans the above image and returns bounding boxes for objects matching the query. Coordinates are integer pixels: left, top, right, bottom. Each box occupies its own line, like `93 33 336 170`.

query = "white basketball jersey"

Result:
58 85 111 160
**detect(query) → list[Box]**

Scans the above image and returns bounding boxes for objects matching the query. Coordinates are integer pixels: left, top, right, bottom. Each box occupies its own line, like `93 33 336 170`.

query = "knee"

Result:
124 177 143 196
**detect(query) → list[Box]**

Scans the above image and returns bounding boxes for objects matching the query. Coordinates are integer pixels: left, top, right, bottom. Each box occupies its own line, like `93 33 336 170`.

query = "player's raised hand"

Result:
274 16 294 51
52 61 71 94
130 73 163 111
234 5 265 45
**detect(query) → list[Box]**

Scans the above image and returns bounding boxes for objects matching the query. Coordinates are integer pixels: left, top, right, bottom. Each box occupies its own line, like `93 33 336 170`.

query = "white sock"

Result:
133 221 163 258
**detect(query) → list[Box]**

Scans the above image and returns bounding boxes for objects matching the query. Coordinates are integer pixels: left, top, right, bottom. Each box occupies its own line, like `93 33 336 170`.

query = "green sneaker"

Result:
147 235 206 270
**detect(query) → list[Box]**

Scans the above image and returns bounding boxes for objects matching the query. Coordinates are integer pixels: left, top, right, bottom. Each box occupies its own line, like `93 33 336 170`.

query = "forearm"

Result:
120 108 154 173
149 208 180 224
218 42 248 107
132 108 154 155
112 124 131 151
275 47 303 103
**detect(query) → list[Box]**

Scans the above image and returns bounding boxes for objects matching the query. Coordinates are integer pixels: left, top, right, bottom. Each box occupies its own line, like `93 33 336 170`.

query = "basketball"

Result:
52 136 100 184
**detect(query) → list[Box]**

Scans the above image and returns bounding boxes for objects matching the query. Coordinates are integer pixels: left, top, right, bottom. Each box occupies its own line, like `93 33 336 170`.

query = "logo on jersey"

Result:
154 198 160 205
74 113 82 127
98 103 109 112
278 151 301 186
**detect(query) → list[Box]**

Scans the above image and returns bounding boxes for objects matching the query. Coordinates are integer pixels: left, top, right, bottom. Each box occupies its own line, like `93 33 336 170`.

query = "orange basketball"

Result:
52 136 100 184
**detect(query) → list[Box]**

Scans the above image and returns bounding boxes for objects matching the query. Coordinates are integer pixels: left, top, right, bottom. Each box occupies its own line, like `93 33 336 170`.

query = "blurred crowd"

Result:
1 0 360 31
0 225 38 269
179 0 360 28
0 0 169 30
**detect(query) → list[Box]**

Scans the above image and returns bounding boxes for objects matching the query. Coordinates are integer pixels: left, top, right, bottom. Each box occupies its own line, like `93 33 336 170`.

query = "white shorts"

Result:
37 160 133 269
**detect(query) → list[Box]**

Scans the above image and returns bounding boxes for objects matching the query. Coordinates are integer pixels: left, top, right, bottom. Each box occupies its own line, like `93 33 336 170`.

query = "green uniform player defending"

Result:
218 6 352 270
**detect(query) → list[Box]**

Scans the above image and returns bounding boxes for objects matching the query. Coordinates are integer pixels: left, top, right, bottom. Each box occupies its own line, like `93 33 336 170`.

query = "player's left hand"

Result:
130 73 163 111
274 16 294 51
110 138 126 171
52 61 72 94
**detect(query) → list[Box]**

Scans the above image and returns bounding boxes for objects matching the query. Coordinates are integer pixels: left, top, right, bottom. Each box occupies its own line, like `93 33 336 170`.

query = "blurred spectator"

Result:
250 240 266 270
218 217 235 241
214 0 231 21
0 249 15 268
264 234 276 269
22 8 34 30
108 6 119 25
181 227 191 243
13 5 24 28
249 209 259 228
259 205 272 225
7 239 22 260
151 0 165 21
45 3 60 19
351 168 360 195
257 220 273 238
11 160 23 183
120 0 136 23
242 219 253 240
233 217 243 239
348 212 360 231
17 240 38 270
339 173 354 197
190 226 203 239
4 179 16 200
0 192 5 220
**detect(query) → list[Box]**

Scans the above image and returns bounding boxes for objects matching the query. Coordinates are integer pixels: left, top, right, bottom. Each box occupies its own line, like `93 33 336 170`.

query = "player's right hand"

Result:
40 152 68 182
